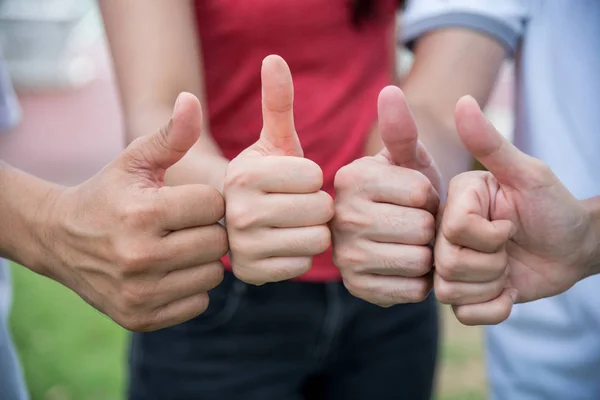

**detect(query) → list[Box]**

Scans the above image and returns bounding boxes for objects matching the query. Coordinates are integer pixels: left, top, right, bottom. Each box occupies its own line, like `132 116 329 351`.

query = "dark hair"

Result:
350 0 405 27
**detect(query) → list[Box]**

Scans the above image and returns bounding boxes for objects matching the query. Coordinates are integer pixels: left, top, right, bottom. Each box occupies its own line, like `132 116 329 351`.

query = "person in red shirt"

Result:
101 1 438 399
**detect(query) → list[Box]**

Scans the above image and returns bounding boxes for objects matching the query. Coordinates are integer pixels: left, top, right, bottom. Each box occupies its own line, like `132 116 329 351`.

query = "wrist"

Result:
165 148 229 193
0 164 66 276
580 197 600 278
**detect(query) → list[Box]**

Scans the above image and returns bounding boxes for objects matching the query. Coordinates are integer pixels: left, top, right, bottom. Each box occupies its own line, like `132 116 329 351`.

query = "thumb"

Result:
455 95 536 188
258 54 303 157
124 92 202 173
378 86 440 187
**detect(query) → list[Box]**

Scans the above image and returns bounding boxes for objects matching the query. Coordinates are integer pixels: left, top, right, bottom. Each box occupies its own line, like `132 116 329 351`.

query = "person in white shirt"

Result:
399 0 600 398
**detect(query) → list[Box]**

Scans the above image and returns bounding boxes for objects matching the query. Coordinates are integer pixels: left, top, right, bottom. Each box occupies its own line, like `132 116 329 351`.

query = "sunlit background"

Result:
1 1 515 399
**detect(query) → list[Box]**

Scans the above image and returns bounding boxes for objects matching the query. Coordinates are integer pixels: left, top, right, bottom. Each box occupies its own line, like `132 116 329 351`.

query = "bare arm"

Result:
400 28 507 196
0 99 230 331
100 0 228 191
582 196 600 278
364 21 401 156
0 162 62 275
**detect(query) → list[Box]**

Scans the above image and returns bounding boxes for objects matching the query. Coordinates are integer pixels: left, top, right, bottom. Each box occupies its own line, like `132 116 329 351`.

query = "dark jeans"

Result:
128 271 439 400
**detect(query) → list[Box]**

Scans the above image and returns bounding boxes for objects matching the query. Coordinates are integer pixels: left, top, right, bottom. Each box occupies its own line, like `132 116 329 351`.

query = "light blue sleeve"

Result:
401 0 530 55
0 47 21 133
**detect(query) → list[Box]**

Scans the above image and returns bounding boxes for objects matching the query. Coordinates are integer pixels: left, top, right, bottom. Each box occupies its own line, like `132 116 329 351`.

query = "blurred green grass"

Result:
9 264 486 400
9 265 127 400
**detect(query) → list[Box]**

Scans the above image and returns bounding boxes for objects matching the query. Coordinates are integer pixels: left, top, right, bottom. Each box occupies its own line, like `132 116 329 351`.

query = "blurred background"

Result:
1 1 514 399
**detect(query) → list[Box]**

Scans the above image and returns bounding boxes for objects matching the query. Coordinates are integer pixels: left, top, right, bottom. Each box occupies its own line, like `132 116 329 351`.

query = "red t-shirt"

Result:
196 0 397 282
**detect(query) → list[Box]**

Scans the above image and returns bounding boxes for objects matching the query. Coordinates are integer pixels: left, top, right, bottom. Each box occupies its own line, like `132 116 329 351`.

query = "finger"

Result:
377 86 441 185
442 171 515 252
343 273 433 307
158 184 225 230
156 224 229 271
234 225 331 259
122 92 203 174
333 241 432 278
136 293 211 331
434 272 507 306
378 86 419 167
365 204 435 246
149 261 224 308
259 54 302 157
434 236 508 282
227 156 323 194
257 191 334 228
452 287 516 325
442 213 515 253
232 256 313 285
455 95 551 189
335 161 439 215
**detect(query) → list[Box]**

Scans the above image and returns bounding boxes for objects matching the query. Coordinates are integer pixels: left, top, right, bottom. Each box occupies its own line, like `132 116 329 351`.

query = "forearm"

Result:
102 1 229 189
581 196 600 277
408 103 472 198
0 162 63 274
396 29 507 198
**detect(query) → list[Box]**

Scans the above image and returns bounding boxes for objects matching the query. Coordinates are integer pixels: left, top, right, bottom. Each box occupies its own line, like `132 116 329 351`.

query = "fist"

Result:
51 93 228 332
434 96 594 326
224 55 334 285
331 86 441 306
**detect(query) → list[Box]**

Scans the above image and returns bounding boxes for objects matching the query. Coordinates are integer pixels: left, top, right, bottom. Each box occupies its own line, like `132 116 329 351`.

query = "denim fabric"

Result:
129 271 439 400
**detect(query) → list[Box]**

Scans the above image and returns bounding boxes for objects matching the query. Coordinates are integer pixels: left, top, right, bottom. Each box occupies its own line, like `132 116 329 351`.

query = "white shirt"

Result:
402 1 600 399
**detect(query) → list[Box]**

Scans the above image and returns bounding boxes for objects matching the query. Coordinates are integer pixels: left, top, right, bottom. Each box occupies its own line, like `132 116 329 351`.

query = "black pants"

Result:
128 271 439 400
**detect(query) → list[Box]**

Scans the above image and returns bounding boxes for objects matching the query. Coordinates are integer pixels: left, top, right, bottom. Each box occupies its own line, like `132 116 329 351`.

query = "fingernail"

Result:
509 289 518 304
509 223 518 238
172 93 183 118
416 141 431 166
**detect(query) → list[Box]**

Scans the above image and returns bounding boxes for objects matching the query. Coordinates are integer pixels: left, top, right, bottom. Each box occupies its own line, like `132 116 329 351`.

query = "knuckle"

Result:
202 186 226 222
332 245 365 271
488 251 509 278
311 226 332 255
407 246 433 276
226 202 261 230
228 234 260 259
319 192 336 222
386 279 430 304
342 275 369 299
443 215 469 242
118 315 147 332
434 278 458 305
408 278 433 303
119 281 154 310
124 137 162 171
278 259 312 281
334 160 367 191
416 212 436 243
436 250 462 281
301 159 324 188
194 293 211 316
332 205 369 233
452 307 476 326
408 172 433 209
231 263 265 286
378 249 431 277
202 262 226 291
208 224 230 259
118 202 158 228
224 162 260 191
116 245 156 274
